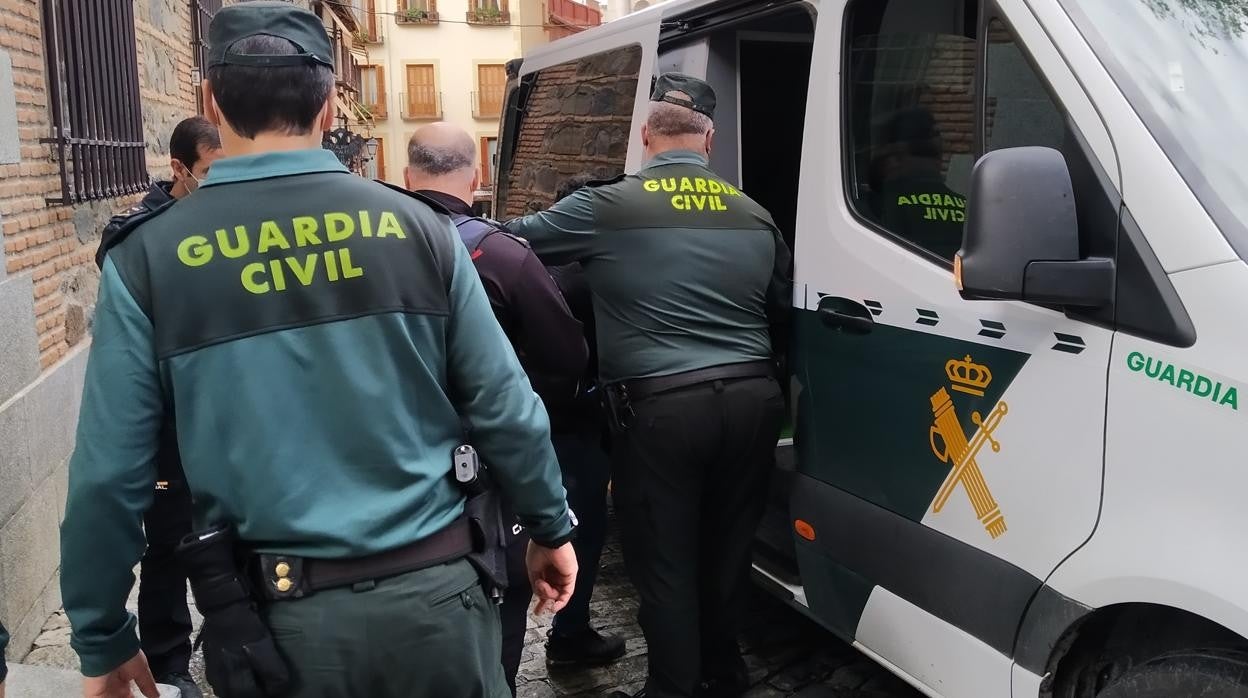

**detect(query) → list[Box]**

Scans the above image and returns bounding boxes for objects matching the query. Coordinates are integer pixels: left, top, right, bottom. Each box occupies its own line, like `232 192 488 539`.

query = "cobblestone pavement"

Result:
25 521 920 698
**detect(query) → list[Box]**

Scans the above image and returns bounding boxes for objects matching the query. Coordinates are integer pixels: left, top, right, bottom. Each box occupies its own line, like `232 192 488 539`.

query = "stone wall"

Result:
0 0 197 664
500 44 641 219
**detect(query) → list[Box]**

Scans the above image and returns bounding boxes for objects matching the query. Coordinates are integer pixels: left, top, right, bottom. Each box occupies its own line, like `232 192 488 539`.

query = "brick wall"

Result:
0 0 198 664
0 0 197 370
916 35 976 178
501 44 641 219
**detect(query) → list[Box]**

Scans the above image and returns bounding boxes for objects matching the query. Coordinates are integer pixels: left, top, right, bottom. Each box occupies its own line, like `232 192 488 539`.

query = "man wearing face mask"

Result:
97 116 223 267
508 74 792 698
90 115 222 698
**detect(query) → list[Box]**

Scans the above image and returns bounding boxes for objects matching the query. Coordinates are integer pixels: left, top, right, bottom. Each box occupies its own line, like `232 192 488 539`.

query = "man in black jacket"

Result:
405 122 591 694
93 115 221 698
97 116 222 267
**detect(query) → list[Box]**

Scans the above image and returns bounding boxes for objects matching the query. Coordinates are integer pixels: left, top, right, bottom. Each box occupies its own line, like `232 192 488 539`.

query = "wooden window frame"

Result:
403 63 441 120
474 63 507 119
361 64 388 119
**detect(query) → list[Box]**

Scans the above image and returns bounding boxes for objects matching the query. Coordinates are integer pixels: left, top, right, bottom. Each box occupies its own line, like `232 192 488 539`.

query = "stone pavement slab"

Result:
4 663 180 698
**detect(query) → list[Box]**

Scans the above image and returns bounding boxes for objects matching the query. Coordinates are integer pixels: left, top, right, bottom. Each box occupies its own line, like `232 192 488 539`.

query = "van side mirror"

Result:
957 147 1113 308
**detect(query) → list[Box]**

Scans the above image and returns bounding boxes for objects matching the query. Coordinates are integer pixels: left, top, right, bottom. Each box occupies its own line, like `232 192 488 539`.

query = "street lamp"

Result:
365 138 379 162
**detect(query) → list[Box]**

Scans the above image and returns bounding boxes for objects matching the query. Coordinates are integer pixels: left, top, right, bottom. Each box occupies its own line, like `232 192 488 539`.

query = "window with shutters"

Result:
365 136 386 181
474 64 507 119
360 65 387 119
403 64 440 119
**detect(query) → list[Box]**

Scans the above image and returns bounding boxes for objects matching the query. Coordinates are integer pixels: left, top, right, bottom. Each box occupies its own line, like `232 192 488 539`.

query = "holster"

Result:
176 525 290 698
602 383 635 433
459 469 510 602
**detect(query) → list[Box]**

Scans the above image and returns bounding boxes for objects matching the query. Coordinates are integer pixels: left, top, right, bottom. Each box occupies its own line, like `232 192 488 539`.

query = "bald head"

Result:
642 91 714 160
405 122 480 202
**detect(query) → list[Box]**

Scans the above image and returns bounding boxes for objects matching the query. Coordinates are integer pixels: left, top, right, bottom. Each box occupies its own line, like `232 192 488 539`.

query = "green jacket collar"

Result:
643 150 709 168
201 148 349 188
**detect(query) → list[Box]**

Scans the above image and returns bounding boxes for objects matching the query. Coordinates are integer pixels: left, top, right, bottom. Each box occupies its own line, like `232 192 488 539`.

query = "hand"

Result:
526 541 578 614
82 651 159 698
1 678 6 698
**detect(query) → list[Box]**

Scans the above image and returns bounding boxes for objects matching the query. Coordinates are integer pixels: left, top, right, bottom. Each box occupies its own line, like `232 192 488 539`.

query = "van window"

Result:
984 19 1063 152
496 45 643 220
844 0 978 262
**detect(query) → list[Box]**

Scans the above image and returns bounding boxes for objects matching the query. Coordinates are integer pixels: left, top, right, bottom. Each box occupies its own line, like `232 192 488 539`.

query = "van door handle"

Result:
818 297 874 335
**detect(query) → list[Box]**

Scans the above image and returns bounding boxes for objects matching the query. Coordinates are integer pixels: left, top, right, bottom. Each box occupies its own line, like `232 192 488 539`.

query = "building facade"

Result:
604 0 664 21
0 0 202 664
355 0 601 191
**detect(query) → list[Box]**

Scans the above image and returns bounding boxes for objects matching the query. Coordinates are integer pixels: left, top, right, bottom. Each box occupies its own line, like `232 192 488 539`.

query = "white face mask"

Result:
185 170 201 192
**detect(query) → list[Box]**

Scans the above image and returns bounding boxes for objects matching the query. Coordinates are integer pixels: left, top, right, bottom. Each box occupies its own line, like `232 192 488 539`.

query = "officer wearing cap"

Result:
509 73 792 698
59 3 577 697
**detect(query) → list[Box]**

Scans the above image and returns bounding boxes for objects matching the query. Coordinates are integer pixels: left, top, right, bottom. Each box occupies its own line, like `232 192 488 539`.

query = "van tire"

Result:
1096 649 1248 697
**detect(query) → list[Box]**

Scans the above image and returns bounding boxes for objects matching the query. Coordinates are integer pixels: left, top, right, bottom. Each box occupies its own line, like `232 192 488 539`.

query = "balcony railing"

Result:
472 88 505 119
401 90 443 120
467 6 510 25
396 7 439 24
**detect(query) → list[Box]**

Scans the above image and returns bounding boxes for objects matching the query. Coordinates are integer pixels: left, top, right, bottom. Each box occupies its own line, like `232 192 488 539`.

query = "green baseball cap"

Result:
207 1 334 70
650 72 716 119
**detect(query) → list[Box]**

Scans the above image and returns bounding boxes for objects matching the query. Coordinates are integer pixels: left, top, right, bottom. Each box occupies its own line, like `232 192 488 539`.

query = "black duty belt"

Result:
251 516 474 602
619 360 774 401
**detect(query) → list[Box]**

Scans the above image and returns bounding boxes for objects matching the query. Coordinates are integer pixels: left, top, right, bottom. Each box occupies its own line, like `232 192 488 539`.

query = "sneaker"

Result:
546 627 627 668
606 690 645 698
156 672 204 698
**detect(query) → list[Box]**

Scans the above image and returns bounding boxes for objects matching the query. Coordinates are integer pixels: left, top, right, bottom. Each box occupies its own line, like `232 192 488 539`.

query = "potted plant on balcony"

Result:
399 7 435 24
469 4 505 24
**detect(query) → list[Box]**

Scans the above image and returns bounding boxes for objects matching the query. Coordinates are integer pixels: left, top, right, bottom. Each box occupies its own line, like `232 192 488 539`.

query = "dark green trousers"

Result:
262 558 510 698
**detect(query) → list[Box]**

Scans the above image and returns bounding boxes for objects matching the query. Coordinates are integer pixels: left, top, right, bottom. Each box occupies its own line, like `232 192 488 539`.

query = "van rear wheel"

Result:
1097 649 1248 698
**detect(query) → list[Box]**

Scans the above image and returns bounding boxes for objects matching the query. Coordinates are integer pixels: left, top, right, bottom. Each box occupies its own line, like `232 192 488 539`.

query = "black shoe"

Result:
606 690 645 698
546 627 627 668
699 668 749 698
156 672 204 698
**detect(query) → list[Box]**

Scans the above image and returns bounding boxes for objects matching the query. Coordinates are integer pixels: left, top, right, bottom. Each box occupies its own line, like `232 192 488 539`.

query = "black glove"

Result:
177 525 290 698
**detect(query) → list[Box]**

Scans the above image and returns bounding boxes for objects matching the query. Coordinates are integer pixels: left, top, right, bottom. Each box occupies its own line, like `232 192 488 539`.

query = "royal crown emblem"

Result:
929 355 1009 539
946 355 992 397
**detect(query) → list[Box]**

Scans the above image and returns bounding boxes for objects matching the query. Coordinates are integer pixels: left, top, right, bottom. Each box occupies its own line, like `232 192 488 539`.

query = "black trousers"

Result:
138 480 194 678
499 523 531 695
551 427 612 634
613 376 785 698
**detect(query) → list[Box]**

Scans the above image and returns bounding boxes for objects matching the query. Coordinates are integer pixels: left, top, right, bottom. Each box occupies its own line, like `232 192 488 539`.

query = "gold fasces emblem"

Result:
929 355 1010 539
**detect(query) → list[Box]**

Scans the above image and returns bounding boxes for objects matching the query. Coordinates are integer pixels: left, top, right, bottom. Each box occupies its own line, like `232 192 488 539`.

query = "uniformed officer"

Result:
94 115 222 698
59 4 577 698
403 122 592 694
870 106 966 259
509 74 792 698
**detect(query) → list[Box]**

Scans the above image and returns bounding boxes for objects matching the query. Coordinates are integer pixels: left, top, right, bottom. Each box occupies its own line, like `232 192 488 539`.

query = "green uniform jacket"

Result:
62 149 572 677
509 150 792 382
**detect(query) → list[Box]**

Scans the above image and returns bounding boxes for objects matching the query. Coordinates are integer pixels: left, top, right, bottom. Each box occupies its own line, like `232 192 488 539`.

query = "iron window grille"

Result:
41 0 148 205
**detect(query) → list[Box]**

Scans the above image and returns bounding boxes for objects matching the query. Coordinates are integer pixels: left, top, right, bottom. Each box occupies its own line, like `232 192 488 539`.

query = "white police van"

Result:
494 0 1248 695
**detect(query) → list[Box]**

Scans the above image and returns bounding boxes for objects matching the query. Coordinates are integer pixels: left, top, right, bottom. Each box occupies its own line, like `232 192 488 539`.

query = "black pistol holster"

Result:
453 445 510 602
177 525 290 698
602 382 636 433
